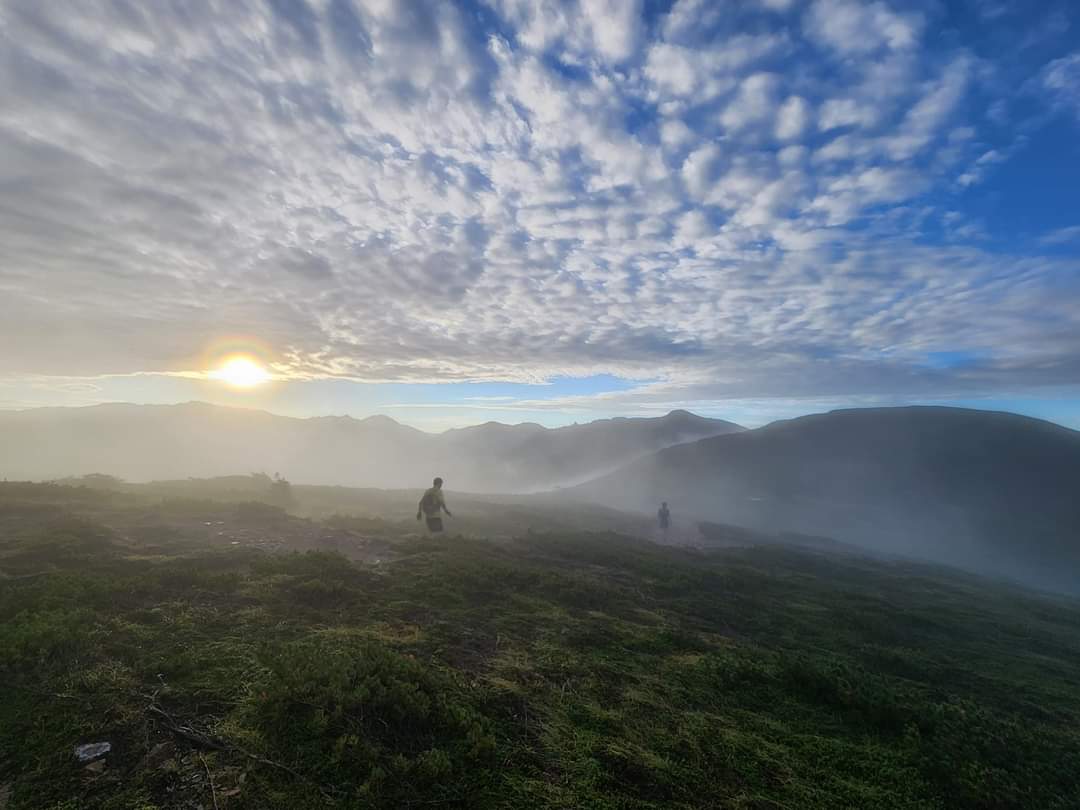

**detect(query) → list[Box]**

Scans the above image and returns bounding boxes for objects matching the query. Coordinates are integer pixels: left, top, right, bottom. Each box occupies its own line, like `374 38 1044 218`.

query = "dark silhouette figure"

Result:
417 476 452 533
658 501 671 538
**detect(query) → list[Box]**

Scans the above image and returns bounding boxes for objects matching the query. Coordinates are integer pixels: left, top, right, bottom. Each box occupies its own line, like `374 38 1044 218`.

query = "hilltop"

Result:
1 482 1079 808
573 406 1080 591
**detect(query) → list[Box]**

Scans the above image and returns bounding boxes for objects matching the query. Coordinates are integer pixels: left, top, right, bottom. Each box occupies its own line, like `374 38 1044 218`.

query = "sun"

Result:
210 356 270 388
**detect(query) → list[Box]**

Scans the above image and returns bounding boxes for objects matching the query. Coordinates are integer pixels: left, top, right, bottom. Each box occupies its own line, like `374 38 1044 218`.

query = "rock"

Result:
83 760 106 774
74 742 111 762
141 741 175 770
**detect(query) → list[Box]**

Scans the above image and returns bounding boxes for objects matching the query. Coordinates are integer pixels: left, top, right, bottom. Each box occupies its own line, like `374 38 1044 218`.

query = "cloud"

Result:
1039 225 1080 246
818 98 879 131
804 0 923 56
956 148 1006 188
580 0 643 63
1041 51 1080 120
720 73 780 133
659 0 723 43
776 95 812 140
494 0 642 64
643 34 783 101
659 118 694 150
809 167 925 225
681 143 724 201
881 56 971 160
0 0 1077 410
760 0 797 11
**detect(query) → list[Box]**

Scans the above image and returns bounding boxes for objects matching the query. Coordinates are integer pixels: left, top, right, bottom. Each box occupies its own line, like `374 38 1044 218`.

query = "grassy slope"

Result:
50 474 659 539
1 485 1079 809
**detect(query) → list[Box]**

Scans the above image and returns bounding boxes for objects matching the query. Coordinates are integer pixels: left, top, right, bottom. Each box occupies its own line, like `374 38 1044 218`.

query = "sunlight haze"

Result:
209 356 272 389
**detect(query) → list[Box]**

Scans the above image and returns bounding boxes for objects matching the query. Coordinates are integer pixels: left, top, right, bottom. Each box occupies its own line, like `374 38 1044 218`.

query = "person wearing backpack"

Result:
417 476 453 533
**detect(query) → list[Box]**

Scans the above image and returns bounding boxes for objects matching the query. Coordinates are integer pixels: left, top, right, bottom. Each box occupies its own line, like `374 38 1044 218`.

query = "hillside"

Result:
2 482 1079 808
444 409 743 492
47 473 663 542
573 406 1080 590
0 403 742 493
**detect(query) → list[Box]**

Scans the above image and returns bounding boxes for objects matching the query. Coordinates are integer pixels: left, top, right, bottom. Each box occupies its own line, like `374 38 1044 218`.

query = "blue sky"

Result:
1 0 1079 430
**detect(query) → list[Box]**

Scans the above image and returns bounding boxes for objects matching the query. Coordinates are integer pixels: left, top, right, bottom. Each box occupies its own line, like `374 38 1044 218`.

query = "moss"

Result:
2 490 1080 808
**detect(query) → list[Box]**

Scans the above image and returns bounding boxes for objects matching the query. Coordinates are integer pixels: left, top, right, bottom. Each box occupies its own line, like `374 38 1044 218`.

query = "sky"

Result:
1 0 1079 431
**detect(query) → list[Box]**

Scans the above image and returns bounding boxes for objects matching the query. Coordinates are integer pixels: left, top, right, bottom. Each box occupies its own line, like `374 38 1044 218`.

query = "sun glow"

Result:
210 355 270 388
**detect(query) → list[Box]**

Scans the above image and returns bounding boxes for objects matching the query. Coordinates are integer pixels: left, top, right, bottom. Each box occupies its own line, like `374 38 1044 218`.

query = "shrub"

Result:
242 636 496 805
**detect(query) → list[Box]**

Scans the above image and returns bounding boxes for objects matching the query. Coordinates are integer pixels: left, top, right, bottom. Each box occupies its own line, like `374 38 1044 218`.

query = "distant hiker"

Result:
658 501 671 539
417 476 452 533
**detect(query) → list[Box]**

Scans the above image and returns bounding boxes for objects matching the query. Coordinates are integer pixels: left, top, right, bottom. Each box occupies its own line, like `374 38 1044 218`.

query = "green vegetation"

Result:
2 482 1079 808
49 473 656 539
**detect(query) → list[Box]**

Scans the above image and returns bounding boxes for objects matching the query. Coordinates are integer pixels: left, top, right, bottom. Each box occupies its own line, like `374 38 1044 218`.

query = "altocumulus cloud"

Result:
0 0 1078 402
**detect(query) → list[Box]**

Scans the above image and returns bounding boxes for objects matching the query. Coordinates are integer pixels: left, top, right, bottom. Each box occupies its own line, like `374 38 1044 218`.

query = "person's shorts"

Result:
425 516 444 533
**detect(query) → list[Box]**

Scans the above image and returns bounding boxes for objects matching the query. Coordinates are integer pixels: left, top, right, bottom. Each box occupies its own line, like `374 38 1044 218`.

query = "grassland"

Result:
1 481 1079 808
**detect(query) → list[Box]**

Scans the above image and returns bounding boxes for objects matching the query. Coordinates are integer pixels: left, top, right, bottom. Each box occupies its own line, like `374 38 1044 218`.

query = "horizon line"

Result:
2 398 1078 435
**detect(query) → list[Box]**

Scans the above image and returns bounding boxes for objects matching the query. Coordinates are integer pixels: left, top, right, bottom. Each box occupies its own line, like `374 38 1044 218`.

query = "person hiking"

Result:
417 476 452 533
657 501 671 540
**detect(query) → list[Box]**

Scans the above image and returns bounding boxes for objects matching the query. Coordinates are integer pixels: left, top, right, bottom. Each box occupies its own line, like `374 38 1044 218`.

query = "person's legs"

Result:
426 516 444 533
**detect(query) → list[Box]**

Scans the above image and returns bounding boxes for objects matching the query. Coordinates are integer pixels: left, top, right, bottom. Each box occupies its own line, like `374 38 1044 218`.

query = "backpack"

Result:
421 488 440 513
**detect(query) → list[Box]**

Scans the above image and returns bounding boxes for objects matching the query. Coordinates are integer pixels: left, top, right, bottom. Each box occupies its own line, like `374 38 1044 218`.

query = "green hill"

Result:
573 406 1080 590
2 483 1079 808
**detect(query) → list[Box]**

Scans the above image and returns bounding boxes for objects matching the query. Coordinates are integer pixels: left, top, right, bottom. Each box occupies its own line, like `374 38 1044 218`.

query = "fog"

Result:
4 401 1080 593
0 402 741 494
572 406 1080 593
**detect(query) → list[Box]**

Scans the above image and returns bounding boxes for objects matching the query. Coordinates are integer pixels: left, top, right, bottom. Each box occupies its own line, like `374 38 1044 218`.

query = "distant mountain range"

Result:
0 402 743 493
573 406 1080 589
7 401 1079 589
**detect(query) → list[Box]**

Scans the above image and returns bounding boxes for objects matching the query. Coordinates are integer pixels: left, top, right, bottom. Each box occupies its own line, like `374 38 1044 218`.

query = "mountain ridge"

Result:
0 401 743 493
4 400 736 436
572 405 1080 589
